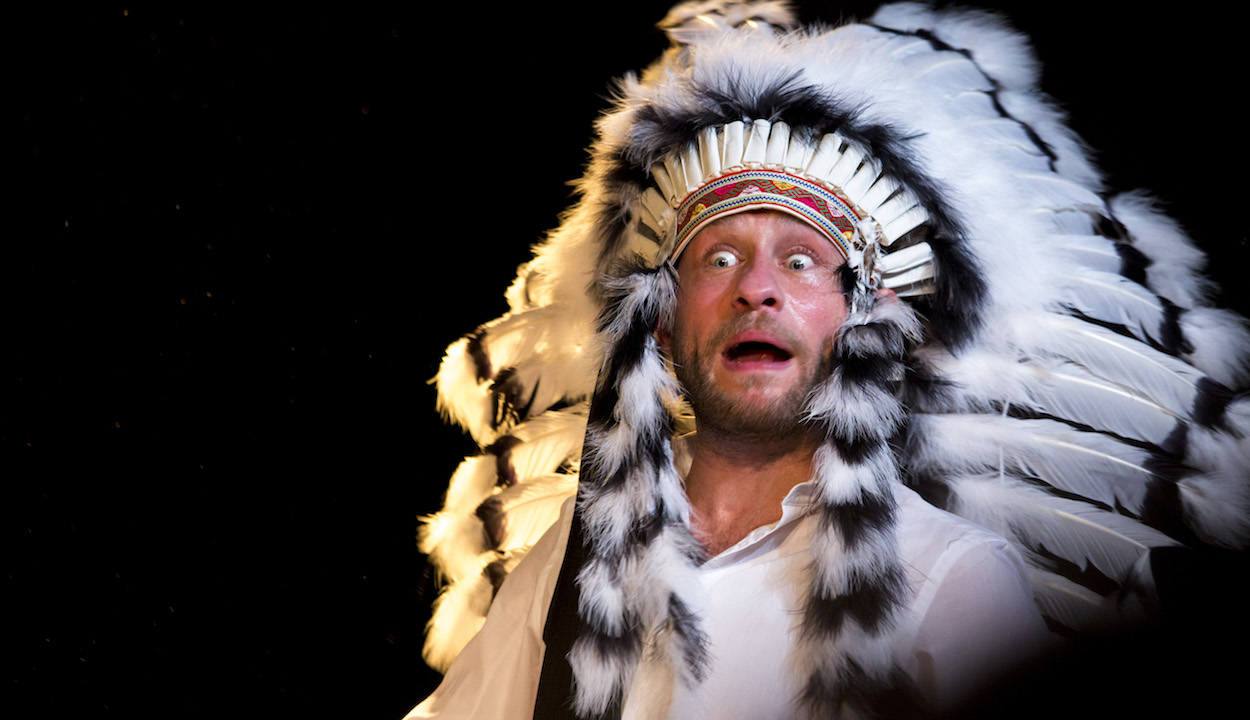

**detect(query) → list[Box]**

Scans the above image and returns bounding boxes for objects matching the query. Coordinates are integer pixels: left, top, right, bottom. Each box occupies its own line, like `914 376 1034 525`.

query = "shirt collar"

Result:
704 481 818 564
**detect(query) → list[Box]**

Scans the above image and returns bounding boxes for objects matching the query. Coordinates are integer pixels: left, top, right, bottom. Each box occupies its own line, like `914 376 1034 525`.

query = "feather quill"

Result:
1052 234 1121 275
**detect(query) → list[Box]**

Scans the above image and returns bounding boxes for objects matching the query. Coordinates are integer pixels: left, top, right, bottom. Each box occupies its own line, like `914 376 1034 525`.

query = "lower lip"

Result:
722 354 793 371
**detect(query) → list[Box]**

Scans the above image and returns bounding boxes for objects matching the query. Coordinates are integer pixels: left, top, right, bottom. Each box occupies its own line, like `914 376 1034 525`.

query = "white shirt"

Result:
408 483 1050 719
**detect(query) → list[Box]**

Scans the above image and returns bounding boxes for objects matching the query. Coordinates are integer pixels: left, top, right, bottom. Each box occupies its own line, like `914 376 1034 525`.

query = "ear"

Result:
874 287 899 305
655 324 672 355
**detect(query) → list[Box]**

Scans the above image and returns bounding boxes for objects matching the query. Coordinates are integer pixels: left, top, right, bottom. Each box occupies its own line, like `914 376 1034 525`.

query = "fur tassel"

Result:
570 260 709 717
792 296 924 718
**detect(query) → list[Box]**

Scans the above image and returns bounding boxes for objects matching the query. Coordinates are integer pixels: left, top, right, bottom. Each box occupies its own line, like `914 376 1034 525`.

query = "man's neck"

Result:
682 427 820 556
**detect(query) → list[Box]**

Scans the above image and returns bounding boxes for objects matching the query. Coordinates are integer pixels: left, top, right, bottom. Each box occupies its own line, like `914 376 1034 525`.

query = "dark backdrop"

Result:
8 3 1246 719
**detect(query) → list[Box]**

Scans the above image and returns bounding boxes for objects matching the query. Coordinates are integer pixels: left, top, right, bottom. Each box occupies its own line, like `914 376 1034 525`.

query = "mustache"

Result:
707 313 803 353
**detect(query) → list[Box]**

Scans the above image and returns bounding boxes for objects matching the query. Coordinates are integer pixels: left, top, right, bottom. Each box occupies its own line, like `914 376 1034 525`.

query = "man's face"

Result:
664 210 849 440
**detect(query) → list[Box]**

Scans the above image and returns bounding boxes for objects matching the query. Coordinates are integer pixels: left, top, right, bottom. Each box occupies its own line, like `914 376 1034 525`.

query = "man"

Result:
411 206 1050 719
411 2 1250 718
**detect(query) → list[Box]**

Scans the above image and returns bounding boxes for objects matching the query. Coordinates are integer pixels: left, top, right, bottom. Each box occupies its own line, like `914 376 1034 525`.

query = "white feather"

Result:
432 336 497 445
910 413 1156 514
1011 172 1107 213
434 305 599 443
1056 268 1172 346
1178 468 1250 550
418 457 495 583
485 474 579 553
926 348 1184 446
1024 364 1182 444
503 404 589 482
1026 566 1116 632
1179 306 1250 389
437 455 498 517
1013 313 1209 416
418 509 488 585
422 572 493 672
1052 233 1121 275
1176 405 1250 549
1109 190 1215 309
499 348 600 424
948 473 1178 582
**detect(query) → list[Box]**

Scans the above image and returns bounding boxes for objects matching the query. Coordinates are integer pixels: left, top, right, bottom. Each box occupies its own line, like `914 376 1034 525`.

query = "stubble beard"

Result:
670 317 834 445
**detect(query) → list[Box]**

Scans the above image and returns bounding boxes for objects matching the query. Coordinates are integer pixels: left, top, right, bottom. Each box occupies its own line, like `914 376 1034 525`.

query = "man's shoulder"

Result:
892 483 1025 581
891 483 1044 637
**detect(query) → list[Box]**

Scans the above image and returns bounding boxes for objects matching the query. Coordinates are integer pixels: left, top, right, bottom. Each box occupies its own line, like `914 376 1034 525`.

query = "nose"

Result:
733 258 781 311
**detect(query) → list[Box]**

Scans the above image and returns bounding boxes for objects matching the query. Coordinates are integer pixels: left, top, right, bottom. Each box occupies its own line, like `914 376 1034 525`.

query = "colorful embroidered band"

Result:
671 169 858 260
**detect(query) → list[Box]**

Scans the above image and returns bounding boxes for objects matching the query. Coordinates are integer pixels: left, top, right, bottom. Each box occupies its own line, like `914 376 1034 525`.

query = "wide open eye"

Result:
710 250 738 268
786 253 815 270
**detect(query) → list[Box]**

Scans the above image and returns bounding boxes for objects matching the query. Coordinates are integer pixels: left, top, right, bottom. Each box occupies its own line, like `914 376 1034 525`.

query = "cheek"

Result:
673 276 722 325
792 293 849 354
667 287 698 355
794 290 849 323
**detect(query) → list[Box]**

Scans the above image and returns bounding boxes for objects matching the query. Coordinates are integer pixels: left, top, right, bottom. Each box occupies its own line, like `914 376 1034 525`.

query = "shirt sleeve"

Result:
908 536 1052 711
404 498 574 720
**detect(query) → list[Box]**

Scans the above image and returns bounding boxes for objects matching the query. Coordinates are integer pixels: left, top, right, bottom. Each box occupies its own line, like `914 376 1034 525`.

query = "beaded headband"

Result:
671 168 858 260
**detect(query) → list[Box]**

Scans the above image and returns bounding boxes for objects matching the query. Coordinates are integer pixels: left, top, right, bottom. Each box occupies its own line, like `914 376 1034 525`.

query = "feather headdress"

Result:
420 2 1250 717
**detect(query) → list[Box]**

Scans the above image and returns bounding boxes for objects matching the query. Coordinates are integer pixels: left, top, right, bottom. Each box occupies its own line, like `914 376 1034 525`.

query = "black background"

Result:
8 3 1247 719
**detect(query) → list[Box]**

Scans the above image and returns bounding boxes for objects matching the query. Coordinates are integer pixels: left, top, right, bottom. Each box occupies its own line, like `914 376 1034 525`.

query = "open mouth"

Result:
724 341 793 364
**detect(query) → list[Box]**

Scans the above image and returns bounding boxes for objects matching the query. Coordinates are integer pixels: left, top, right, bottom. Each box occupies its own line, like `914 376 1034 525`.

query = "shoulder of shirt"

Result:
893 483 1017 556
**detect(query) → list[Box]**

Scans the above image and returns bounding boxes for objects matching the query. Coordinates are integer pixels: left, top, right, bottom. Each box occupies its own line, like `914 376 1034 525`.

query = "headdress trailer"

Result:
421 3 1250 717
